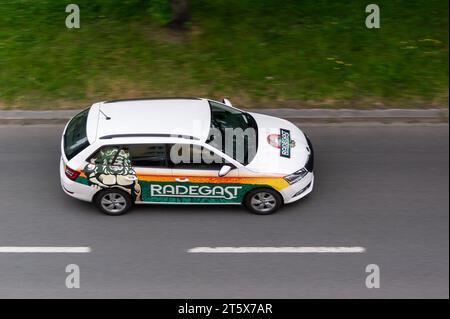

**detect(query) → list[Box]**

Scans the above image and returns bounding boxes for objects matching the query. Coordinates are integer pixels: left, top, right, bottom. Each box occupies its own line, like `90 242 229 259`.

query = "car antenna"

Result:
99 109 111 120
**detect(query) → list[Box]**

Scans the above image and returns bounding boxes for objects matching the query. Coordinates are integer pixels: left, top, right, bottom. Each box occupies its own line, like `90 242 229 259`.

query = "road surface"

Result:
0 124 448 298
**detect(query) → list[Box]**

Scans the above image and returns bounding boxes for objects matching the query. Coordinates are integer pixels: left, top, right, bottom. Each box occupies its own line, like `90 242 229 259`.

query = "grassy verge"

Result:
0 0 448 109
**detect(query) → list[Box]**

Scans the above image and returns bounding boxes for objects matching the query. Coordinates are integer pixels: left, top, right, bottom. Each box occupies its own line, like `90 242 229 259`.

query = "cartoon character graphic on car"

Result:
83 147 141 201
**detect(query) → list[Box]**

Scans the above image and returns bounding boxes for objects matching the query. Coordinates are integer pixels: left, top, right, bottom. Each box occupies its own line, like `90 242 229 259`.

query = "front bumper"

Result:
280 132 314 204
280 172 314 204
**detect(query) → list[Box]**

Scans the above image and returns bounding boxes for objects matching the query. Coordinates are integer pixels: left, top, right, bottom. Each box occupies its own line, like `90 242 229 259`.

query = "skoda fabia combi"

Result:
60 97 314 215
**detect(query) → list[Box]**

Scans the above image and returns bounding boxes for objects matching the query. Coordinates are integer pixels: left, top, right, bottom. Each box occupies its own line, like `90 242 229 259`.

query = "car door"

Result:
125 143 173 203
163 143 245 204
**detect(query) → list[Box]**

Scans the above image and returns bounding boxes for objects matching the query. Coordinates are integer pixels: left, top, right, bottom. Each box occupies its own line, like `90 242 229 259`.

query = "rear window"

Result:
64 108 90 160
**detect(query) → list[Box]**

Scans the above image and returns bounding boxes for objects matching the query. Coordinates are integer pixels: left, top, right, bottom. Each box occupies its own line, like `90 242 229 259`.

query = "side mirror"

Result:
218 165 232 177
222 98 233 107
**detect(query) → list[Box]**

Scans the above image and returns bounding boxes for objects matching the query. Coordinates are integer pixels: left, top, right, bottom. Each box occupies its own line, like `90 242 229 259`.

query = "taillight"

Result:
65 165 80 181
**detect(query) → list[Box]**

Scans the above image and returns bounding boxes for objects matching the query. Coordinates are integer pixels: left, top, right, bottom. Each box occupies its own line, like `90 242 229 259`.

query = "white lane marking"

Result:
188 247 366 253
0 247 91 253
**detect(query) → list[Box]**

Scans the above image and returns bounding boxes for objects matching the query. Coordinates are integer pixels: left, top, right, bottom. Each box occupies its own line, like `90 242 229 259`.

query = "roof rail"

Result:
104 97 201 104
99 133 199 140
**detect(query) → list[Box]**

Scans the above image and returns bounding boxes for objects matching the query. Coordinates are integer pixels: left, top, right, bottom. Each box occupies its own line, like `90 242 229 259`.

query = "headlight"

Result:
284 167 308 184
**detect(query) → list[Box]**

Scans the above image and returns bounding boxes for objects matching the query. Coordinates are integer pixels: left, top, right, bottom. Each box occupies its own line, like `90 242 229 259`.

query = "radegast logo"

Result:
150 184 242 200
280 129 291 158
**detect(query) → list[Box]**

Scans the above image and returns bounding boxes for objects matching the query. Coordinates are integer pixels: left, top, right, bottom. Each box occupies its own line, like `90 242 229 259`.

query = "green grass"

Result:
0 0 448 109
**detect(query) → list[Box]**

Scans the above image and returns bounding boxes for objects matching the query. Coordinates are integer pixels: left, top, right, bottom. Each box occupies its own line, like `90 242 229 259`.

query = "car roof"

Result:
86 98 212 143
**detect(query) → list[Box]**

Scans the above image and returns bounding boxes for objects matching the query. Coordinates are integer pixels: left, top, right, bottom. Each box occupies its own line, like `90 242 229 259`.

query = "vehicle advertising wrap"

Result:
279 129 291 158
69 144 293 204
74 165 289 204
81 147 142 201
142 182 249 203
135 173 288 203
267 129 296 158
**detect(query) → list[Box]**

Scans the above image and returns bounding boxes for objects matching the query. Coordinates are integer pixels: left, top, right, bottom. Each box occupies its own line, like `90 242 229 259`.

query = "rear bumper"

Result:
280 172 314 204
60 158 97 202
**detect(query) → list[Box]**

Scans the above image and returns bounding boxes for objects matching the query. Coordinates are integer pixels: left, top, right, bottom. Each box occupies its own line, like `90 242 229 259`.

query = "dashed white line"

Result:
0 247 91 253
188 247 366 253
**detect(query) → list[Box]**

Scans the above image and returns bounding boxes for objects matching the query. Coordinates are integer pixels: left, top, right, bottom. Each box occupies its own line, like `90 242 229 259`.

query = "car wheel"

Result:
244 188 282 215
94 188 132 216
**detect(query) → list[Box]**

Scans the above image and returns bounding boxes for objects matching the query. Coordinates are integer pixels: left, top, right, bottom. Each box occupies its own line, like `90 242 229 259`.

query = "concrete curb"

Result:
0 108 447 124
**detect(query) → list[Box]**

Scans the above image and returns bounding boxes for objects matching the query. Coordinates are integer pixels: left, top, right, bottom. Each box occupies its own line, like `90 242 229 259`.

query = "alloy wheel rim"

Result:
101 192 126 213
250 192 276 212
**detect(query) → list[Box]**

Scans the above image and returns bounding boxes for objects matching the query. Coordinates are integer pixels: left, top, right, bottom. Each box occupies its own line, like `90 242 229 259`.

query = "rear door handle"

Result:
175 177 189 182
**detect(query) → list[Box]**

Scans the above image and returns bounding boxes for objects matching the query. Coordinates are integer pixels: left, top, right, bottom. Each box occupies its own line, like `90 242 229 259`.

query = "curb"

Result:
0 108 447 124
253 108 449 124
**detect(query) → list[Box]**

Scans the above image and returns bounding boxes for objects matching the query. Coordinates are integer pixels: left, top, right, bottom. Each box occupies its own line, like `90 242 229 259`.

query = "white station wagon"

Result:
60 97 314 215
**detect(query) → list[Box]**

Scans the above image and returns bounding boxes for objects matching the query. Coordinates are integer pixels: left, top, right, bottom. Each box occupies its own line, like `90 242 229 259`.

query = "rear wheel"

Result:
244 188 282 215
94 188 132 216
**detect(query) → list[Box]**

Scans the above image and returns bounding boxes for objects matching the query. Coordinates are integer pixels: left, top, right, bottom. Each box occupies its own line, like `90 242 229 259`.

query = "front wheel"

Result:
94 188 132 216
244 188 283 215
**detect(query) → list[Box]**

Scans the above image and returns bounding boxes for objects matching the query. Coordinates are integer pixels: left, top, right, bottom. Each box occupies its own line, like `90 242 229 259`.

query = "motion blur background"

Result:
0 1 448 299
0 0 448 109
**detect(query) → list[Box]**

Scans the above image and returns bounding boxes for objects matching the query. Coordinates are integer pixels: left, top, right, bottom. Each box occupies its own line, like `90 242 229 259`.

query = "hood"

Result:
245 112 310 175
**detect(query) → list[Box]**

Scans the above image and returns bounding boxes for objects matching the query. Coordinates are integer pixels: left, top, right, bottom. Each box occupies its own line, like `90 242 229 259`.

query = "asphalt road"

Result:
0 124 448 298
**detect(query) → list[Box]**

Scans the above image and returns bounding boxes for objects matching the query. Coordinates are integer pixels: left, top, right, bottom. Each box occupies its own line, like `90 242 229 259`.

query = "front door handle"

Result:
175 177 190 182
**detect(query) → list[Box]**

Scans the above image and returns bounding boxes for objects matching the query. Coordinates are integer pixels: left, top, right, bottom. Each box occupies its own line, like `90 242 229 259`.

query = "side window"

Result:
168 144 228 170
88 146 126 166
126 144 168 168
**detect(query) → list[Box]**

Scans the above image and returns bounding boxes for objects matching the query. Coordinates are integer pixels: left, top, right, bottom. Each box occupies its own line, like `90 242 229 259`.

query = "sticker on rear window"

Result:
280 129 291 158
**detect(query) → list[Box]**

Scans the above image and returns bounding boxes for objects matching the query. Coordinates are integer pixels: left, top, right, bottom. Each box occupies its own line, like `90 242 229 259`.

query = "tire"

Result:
94 188 132 216
244 188 283 215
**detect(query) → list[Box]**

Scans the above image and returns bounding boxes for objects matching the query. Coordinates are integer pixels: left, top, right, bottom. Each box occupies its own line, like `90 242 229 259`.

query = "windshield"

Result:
207 101 258 165
64 108 90 160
